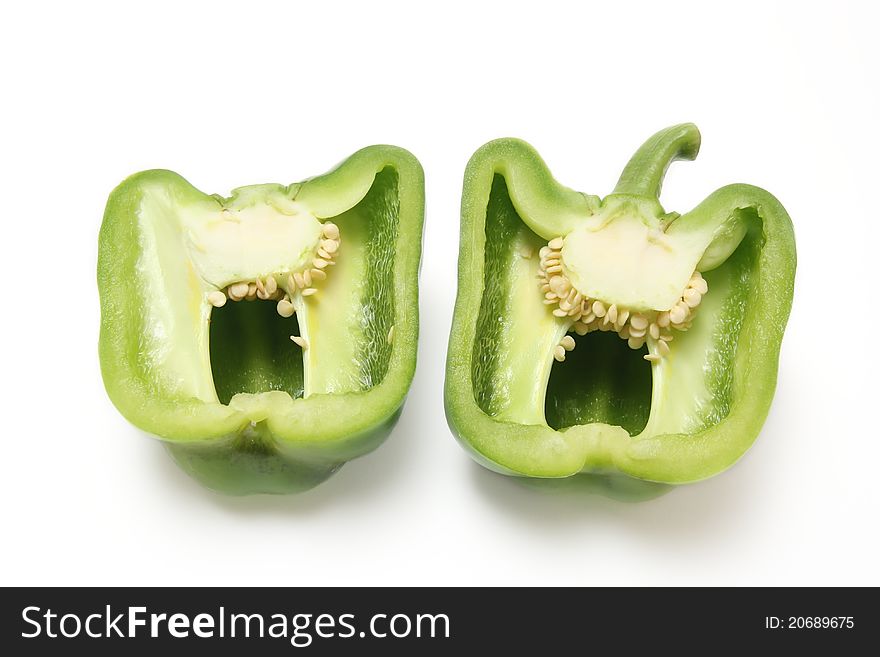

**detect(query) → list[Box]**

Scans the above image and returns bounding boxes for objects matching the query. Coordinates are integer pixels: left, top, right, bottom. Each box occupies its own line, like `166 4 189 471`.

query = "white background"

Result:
1 1 877 586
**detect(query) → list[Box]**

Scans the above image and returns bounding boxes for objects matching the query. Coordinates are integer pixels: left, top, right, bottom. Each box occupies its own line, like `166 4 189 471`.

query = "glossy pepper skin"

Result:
445 125 795 498
99 146 424 495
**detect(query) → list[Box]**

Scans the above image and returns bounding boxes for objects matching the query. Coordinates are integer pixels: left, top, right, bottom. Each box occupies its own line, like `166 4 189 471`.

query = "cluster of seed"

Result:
205 222 341 324
538 237 708 363
207 275 283 308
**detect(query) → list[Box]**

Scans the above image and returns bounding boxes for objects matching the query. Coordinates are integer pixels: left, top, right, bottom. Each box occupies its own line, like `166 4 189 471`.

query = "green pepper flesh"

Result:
99 147 424 495
446 125 795 493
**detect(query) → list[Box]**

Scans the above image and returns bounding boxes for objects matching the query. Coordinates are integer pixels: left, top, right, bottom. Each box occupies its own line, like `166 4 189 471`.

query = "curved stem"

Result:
612 123 701 199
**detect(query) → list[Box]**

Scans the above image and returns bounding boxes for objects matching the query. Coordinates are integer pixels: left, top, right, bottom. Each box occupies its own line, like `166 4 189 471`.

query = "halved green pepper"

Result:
445 125 795 497
99 146 424 495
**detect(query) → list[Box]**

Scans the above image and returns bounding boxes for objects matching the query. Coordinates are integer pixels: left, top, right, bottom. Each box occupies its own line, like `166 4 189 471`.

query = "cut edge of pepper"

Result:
445 131 795 485
99 145 425 452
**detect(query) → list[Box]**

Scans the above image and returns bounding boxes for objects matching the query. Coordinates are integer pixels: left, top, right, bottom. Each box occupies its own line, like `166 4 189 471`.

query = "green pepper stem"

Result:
611 124 701 200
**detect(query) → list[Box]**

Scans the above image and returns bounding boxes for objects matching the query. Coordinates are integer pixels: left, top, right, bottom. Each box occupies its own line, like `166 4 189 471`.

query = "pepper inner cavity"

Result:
545 330 653 434
209 296 306 404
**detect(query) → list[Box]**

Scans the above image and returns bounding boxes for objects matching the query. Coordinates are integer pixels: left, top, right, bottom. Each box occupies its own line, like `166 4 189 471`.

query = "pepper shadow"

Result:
466 415 779 545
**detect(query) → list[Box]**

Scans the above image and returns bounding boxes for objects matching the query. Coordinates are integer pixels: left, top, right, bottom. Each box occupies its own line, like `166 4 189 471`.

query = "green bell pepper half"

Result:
99 146 424 495
445 125 795 497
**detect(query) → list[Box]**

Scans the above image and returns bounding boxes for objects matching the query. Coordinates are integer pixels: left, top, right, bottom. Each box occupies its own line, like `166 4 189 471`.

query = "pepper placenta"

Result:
445 125 795 496
99 146 424 494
